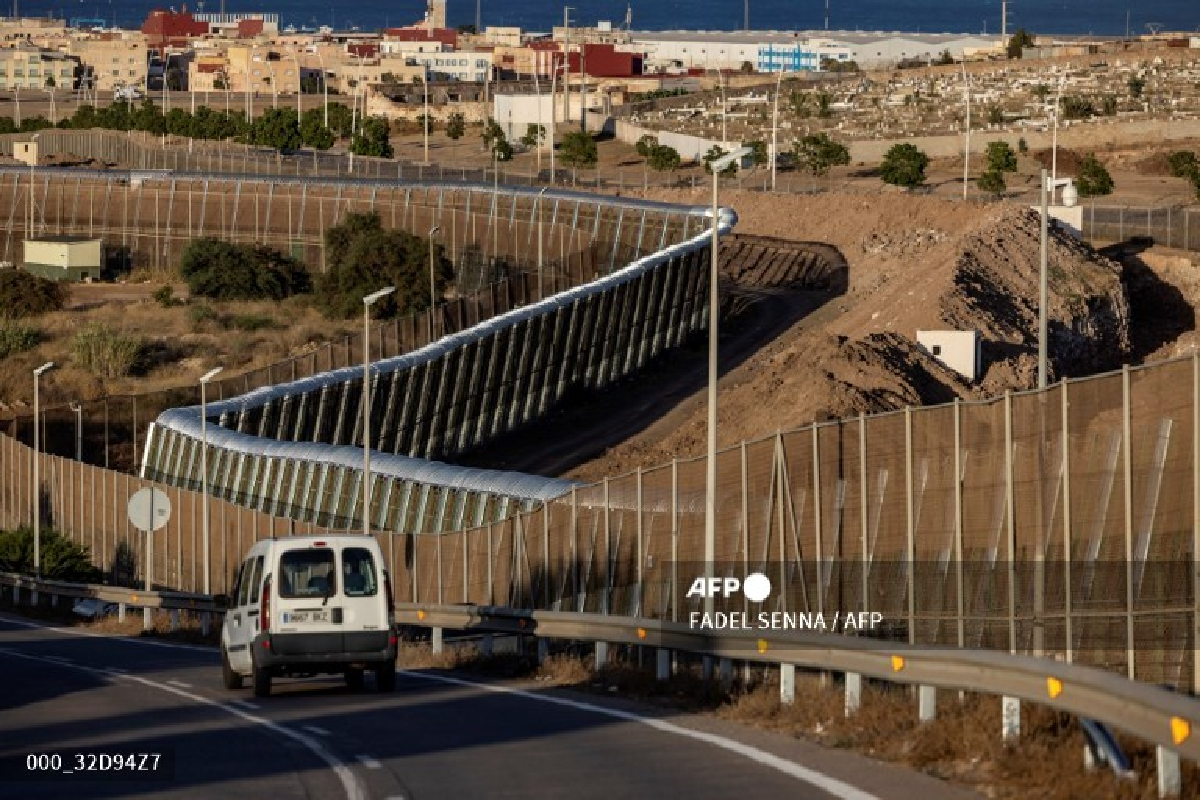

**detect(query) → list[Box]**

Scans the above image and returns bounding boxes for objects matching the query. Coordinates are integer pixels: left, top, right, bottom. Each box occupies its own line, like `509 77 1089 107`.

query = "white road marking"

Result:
0 615 216 652
106 666 128 673
356 756 382 770
0 645 365 800
44 655 74 663
167 679 192 688
400 670 881 800
231 700 260 710
303 725 332 736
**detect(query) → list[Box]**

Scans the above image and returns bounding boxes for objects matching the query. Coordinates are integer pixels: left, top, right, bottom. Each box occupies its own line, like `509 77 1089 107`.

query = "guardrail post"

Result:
481 633 494 656
201 612 211 637
656 649 671 681
13 584 19 605
718 657 733 688
918 686 936 722
118 602 126 623
780 664 795 705
702 656 714 680
31 586 38 606
536 638 548 665
845 672 861 716
432 627 445 655
1157 746 1181 798
595 641 608 670
169 610 180 631
1002 696 1021 742
143 607 153 632
50 592 58 607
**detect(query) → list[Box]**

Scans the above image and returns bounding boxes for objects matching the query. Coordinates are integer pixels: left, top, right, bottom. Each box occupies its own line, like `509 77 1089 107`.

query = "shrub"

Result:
72 323 145 378
188 302 217 329
0 318 39 357
0 527 103 582
1168 151 1198 179
986 141 1018 173
153 284 183 307
226 313 280 332
0 271 67 317
180 238 311 302
977 169 1006 196
879 143 929 188
1076 153 1114 198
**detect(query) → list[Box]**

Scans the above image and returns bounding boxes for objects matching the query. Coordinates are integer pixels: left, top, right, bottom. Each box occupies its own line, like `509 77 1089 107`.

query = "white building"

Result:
409 52 492 82
916 330 981 382
627 30 998 71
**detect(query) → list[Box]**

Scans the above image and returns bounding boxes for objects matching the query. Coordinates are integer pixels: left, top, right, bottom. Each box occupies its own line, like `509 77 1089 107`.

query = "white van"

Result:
220 534 397 697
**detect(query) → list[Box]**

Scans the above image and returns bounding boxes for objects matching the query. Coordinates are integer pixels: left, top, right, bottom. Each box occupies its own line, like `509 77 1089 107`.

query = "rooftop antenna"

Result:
825 0 829 31
624 1 631 31
1145 22 1162 36
1001 0 1008 43
743 0 748 31
475 0 481 33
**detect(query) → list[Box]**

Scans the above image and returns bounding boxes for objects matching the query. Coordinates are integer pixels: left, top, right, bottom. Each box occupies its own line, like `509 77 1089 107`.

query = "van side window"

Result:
245 556 264 605
279 548 336 598
231 561 247 607
235 558 255 607
342 547 378 597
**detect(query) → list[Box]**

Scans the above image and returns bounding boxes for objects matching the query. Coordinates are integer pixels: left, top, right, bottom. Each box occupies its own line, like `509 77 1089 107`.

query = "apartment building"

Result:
225 44 301 94
0 47 79 90
70 34 149 91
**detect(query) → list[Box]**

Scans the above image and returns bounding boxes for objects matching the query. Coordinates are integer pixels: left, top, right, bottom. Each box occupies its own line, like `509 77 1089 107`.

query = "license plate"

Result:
285 610 330 624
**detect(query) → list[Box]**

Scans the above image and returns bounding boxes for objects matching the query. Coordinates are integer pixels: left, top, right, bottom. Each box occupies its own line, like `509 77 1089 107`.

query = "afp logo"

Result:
685 572 772 602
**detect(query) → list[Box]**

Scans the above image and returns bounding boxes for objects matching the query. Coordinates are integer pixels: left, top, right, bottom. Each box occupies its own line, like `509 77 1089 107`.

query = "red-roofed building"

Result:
567 43 643 78
141 7 209 48
236 18 263 38
384 26 458 49
347 42 380 59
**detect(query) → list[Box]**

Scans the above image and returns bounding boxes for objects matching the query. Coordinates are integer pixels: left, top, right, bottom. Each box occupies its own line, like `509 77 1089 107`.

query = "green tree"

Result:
635 133 658 157
879 143 929 188
1075 153 1114 197
977 169 1006 196
1060 95 1095 120
300 107 335 149
985 140 1017 173
250 107 302 151
816 92 833 118
987 105 1004 125
789 91 811 118
702 145 738 177
1190 171 1200 202
936 50 955 65
480 117 505 150
646 143 681 172
1007 28 1035 59
1167 151 1199 179
521 123 545 149
792 132 850 179
1100 94 1118 116
559 130 598 169
180 238 311 301
325 102 354 138
745 139 769 167
350 115 393 158
1031 84 1050 102
1127 75 1146 99
315 212 450 319
445 112 466 140
44 74 55 88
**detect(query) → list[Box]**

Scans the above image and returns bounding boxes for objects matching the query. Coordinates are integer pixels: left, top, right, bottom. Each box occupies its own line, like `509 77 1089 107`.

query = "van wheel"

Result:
343 668 365 690
375 663 396 692
252 657 272 698
221 646 243 690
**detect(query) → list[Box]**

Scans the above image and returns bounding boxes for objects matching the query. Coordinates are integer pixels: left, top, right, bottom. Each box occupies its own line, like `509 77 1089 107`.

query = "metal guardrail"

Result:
395 602 1200 767
0 571 219 615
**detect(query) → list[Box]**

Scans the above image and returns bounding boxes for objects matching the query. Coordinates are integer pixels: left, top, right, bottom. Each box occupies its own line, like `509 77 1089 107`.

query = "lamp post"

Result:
428 226 440 335
962 57 970 200
316 49 329 129
32 361 55 578
1051 77 1063 187
27 133 38 240
423 71 430 165
69 402 81 461
771 68 783 191
537 187 547 298
199 366 223 595
704 145 752 618
362 287 395 537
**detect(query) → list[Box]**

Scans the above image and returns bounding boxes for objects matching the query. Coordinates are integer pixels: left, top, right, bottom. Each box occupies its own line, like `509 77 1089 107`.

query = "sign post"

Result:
128 487 172 631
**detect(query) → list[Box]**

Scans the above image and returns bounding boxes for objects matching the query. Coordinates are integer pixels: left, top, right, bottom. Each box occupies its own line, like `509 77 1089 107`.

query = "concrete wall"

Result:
916 330 980 382
613 118 736 162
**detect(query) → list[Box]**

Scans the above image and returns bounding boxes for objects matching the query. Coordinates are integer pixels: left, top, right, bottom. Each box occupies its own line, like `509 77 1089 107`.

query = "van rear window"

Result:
279 549 336 598
342 547 378 597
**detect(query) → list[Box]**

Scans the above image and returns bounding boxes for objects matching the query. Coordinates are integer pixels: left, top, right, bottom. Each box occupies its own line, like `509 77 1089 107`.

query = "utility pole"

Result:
563 6 572 123
962 58 970 200
744 0 749 30
1001 0 1008 43
475 0 481 34
580 44 587 133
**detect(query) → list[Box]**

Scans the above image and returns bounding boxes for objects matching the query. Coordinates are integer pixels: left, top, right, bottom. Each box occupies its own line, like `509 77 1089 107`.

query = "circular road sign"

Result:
127 487 172 533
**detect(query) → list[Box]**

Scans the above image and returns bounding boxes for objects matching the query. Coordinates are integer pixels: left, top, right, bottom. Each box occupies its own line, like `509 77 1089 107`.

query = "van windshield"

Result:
279 548 336 598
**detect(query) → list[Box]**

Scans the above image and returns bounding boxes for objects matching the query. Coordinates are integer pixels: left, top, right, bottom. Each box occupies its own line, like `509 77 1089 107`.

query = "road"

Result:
0 613 980 800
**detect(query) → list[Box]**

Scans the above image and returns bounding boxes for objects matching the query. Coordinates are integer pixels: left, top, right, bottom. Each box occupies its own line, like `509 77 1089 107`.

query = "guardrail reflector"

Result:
757 639 768 654
1171 717 1190 745
637 628 647 639
417 609 426 620
891 655 905 672
1046 677 1063 699
131 594 139 602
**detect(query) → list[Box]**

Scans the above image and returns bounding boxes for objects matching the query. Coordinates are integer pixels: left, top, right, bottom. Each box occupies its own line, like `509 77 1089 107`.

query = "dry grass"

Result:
0 592 219 646
0 288 358 409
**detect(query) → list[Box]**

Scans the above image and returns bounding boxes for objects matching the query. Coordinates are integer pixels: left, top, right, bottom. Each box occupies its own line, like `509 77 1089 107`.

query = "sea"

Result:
33 0 1200 40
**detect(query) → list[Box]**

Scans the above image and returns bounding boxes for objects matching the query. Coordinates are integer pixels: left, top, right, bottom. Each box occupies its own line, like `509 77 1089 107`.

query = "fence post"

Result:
905 406 915 645
1003 390 1020 740
1123 365 1135 681
780 663 795 705
954 399 965 650
845 672 861 716
1063 379 1075 665
860 414 869 620
918 685 936 722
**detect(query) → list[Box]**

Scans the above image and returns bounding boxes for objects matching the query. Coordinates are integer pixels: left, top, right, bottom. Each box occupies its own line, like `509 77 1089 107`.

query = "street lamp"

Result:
69 402 81 461
537 187 547 298
704 145 752 618
422 71 431 165
771 68 783 191
32 361 55 578
428 226 440 335
199 366 223 595
962 57 970 200
362 287 395 537
28 133 38 240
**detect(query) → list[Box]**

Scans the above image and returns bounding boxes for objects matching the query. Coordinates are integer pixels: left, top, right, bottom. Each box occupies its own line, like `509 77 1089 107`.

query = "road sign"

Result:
127 487 172 533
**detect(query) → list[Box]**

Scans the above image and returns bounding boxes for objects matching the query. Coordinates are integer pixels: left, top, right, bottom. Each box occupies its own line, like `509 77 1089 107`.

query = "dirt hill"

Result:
567 190 1131 482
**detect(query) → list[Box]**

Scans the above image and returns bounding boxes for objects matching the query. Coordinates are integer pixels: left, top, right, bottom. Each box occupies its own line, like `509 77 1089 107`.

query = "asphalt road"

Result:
0 613 981 800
